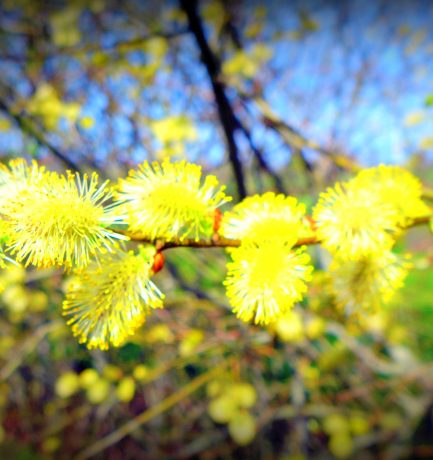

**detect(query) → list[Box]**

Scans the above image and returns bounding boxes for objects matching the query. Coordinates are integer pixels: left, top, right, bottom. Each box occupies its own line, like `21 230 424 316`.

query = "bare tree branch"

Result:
180 0 247 199
0 96 81 171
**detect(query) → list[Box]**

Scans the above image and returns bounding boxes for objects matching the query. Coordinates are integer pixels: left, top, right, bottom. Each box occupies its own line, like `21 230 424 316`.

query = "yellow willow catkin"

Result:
3 170 127 269
116 158 231 241
63 247 164 350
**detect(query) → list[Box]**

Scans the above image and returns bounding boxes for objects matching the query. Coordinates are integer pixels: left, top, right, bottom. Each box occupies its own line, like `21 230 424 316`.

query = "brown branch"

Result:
0 96 81 172
235 88 361 173
116 214 431 252
0 29 189 63
180 0 246 199
235 119 286 193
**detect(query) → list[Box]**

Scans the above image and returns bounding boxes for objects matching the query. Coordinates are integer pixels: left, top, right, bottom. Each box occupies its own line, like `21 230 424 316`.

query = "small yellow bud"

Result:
41 437 61 453
229 383 257 409
305 316 326 339
328 433 353 459
55 371 80 398
323 413 349 435
103 365 123 382
133 365 150 382
116 377 136 403
179 329 204 357
228 411 256 446
208 396 238 423
86 378 111 404
349 414 369 436
275 312 304 342
79 369 99 389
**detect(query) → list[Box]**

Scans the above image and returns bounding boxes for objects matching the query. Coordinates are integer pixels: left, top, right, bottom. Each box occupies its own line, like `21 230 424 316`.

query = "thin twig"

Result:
74 362 230 460
115 215 431 251
180 0 247 199
0 321 64 381
0 96 81 171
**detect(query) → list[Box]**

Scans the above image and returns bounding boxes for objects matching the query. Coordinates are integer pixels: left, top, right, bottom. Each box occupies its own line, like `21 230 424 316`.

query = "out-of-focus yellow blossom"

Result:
63 247 164 350
145 323 175 344
207 379 257 441
50 6 81 47
323 413 349 435
27 83 80 129
151 115 197 145
86 377 110 404
28 290 49 312
133 365 150 382
116 377 136 403
79 116 95 130
274 311 304 342
225 243 313 325
349 414 370 436
317 343 351 372
227 383 257 409
117 159 231 240
179 329 204 357
3 170 127 269
220 192 306 245
102 365 123 382
55 371 80 398
350 165 429 224
313 181 399 260
305 316 326 339
329 433 354 459
228 411 257 445
2 285 28 313
41 437 61 453
208 395 238 423
79 369 99 388
330 250 411 312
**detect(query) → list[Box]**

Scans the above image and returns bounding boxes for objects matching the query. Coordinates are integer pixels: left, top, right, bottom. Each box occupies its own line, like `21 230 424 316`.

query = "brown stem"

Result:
116 214 431 252
180 0 246 199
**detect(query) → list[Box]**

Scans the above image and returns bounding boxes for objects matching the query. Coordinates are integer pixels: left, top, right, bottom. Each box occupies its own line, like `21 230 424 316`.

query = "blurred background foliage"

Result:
1 0 433 459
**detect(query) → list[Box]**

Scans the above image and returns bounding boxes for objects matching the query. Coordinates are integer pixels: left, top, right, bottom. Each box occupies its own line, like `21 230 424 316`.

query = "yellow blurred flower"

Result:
220 192 306 245
86 378 110 404
208 395 238 423
225 243 313 325
55 371 80 398
179 329 204 357
27 83 81 129
274 311 304 342
330 250 411 312
313 181 399 261
228 411 256 445
116 377 136 403
117 158 231 240
350 165 429 224
227 383 257 408
102 365 123 382
79 369 99 388
63 248 164 350
133 365 150 382
145 323 175 344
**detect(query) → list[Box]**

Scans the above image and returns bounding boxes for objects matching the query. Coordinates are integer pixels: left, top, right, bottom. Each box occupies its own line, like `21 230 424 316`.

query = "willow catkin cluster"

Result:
0 157 430 349
313 165 427 312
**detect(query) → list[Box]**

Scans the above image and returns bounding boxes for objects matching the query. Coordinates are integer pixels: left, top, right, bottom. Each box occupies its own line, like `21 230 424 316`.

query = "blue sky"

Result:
1 0 433 171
